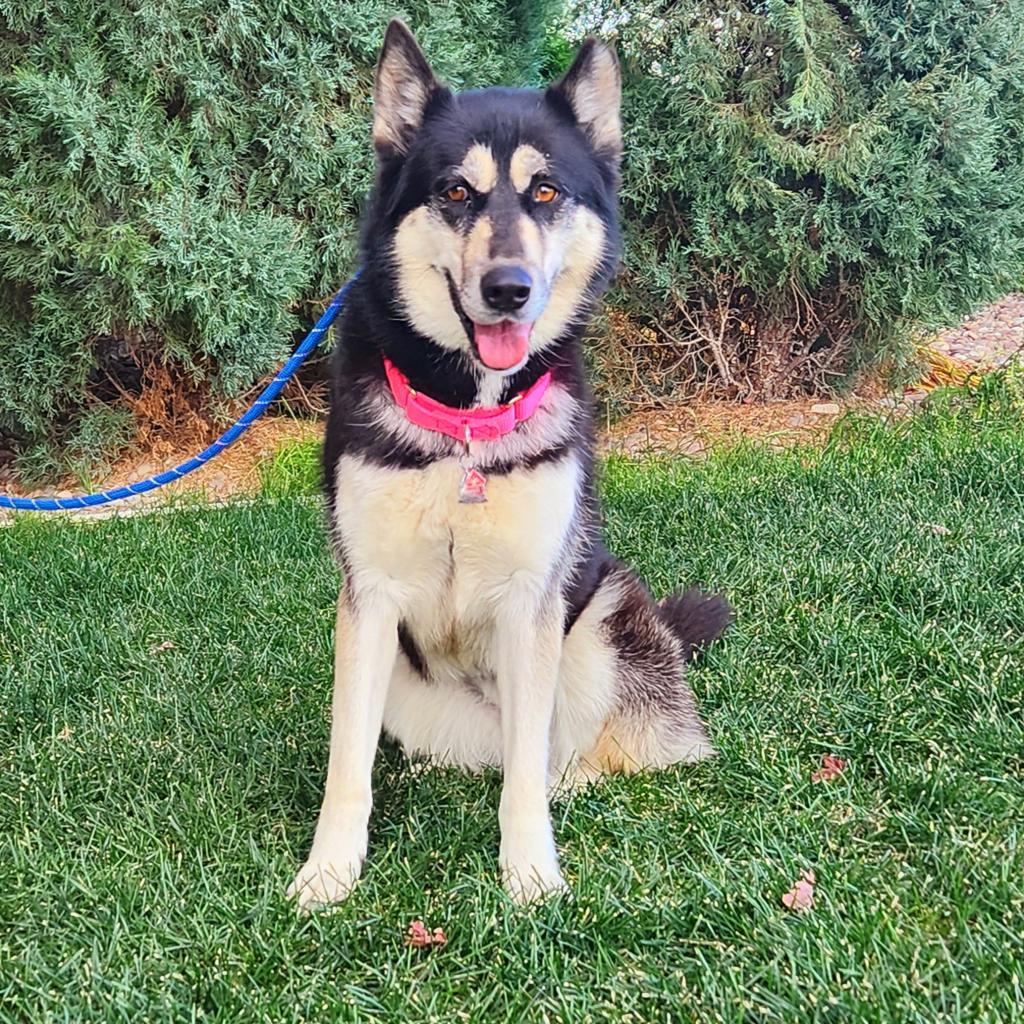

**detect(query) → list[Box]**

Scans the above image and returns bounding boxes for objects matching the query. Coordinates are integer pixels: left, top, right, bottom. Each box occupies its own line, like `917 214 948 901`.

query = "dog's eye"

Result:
445 185 469 203
533 183 559 203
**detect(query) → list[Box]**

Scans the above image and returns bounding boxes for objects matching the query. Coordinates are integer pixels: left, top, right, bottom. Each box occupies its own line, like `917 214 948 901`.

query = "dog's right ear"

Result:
373 20 447 158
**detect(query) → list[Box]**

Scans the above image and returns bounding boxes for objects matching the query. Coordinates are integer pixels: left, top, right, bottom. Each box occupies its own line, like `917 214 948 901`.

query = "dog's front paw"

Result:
500 839 569 904
287 855 362 910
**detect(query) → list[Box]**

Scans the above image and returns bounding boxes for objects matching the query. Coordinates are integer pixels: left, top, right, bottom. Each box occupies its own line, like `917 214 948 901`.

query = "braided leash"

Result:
0 273 359 512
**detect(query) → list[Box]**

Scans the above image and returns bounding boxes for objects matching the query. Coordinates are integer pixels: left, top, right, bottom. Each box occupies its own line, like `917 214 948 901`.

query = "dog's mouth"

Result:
472 321 533 371
444 271 535 372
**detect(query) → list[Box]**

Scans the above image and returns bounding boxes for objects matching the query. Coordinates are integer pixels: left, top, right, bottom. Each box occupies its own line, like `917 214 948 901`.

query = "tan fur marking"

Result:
531 206 607 347
462 216 493 281
392 206 468 352
518 214 544 269
456 143 499 193
583 721 645 776
509 144 547 192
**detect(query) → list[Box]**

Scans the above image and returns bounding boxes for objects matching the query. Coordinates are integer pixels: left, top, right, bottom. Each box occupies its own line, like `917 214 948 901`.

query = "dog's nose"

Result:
481 266 532 313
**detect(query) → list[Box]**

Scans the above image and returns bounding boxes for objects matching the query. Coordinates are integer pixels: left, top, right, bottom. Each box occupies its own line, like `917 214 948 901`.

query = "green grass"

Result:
258 437 321 499
2 384 1023 1023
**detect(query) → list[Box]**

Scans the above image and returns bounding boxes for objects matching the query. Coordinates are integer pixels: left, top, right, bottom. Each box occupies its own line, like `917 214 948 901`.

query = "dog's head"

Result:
368 20 621 375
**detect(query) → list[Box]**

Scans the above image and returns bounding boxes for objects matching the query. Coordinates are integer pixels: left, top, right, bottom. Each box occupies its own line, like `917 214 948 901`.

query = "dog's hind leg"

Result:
557 561 730 784
383 658 503 771
550 576 622 787
288 588 399 908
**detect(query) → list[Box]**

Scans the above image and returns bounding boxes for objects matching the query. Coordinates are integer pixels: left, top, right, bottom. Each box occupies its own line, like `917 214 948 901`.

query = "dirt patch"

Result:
0 377 958 511
602 394 871 457
603 313 1021 457
1 390 906 511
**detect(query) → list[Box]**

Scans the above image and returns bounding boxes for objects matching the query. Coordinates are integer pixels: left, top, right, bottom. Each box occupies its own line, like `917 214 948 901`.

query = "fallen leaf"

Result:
405 920 432 947
811 754 846 783
149 640 176 654
781 870 816 912
405 920 446 949
924 522 951 537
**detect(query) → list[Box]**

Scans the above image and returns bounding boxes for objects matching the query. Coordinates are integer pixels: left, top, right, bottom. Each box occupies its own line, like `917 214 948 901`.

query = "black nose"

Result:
481 266 532 313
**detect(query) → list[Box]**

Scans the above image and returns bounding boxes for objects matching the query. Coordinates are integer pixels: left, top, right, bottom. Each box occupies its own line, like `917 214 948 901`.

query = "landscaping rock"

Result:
930 292 1024 367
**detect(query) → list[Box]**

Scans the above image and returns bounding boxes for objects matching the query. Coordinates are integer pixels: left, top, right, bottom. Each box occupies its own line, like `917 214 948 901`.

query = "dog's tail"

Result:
658 588 733 663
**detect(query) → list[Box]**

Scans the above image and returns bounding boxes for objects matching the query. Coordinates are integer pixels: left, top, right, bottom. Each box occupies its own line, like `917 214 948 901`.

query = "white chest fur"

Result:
332 452 582 675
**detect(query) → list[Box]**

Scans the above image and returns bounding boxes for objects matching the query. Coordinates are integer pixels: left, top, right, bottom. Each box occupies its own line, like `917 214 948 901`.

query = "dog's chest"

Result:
333 453 580 656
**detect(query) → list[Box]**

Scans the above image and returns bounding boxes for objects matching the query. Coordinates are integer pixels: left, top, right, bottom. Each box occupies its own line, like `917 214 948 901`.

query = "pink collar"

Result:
383 357 552 444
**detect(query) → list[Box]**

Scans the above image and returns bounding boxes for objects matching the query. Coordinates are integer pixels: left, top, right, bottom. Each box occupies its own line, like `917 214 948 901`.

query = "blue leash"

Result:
0 272 359 512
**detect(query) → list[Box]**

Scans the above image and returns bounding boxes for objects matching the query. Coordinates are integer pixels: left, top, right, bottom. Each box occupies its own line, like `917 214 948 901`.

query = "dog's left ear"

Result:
547 39 622 163
373 19 448 157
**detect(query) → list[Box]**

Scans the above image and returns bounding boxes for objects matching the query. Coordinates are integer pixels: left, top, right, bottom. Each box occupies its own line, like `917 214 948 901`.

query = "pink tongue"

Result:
473 321 532 370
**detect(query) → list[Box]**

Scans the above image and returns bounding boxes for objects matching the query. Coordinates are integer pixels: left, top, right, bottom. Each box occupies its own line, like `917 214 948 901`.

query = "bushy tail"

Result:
658 588 733 663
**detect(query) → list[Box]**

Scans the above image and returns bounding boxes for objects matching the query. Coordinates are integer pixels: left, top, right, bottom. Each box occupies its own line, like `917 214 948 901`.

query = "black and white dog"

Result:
289 21 731 906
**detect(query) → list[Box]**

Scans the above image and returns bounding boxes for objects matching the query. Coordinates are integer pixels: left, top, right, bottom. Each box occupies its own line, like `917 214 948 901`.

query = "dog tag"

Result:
459 466 488 503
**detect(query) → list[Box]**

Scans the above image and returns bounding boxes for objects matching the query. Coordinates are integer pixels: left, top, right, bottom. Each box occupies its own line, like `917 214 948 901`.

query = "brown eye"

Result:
533 182 558 203
446 185 469 202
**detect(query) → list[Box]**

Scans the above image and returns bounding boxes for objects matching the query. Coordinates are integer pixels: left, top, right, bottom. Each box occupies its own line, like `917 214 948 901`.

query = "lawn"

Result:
2 381 1023 1023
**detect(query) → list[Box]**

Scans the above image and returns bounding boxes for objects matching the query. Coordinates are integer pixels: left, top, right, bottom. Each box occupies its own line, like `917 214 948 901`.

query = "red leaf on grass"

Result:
405 920 432 947
781 870 816 912
405 920 446 949
811 754 846 783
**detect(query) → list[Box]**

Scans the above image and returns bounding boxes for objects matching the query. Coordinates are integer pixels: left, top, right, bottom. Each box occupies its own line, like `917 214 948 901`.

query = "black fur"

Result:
658 590 735 663
397 620 428 679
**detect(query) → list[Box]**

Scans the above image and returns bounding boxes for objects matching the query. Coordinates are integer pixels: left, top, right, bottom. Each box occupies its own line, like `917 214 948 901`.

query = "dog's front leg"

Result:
495 593 567 902
288 588 399 908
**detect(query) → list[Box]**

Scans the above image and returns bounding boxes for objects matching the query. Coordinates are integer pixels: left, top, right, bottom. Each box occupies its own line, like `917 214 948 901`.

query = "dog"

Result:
288 20 731 907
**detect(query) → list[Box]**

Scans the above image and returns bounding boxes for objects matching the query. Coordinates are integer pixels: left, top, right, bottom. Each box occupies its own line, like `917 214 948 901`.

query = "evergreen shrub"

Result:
0 0 544 470
2 1 1023 472
594 0 1024 402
